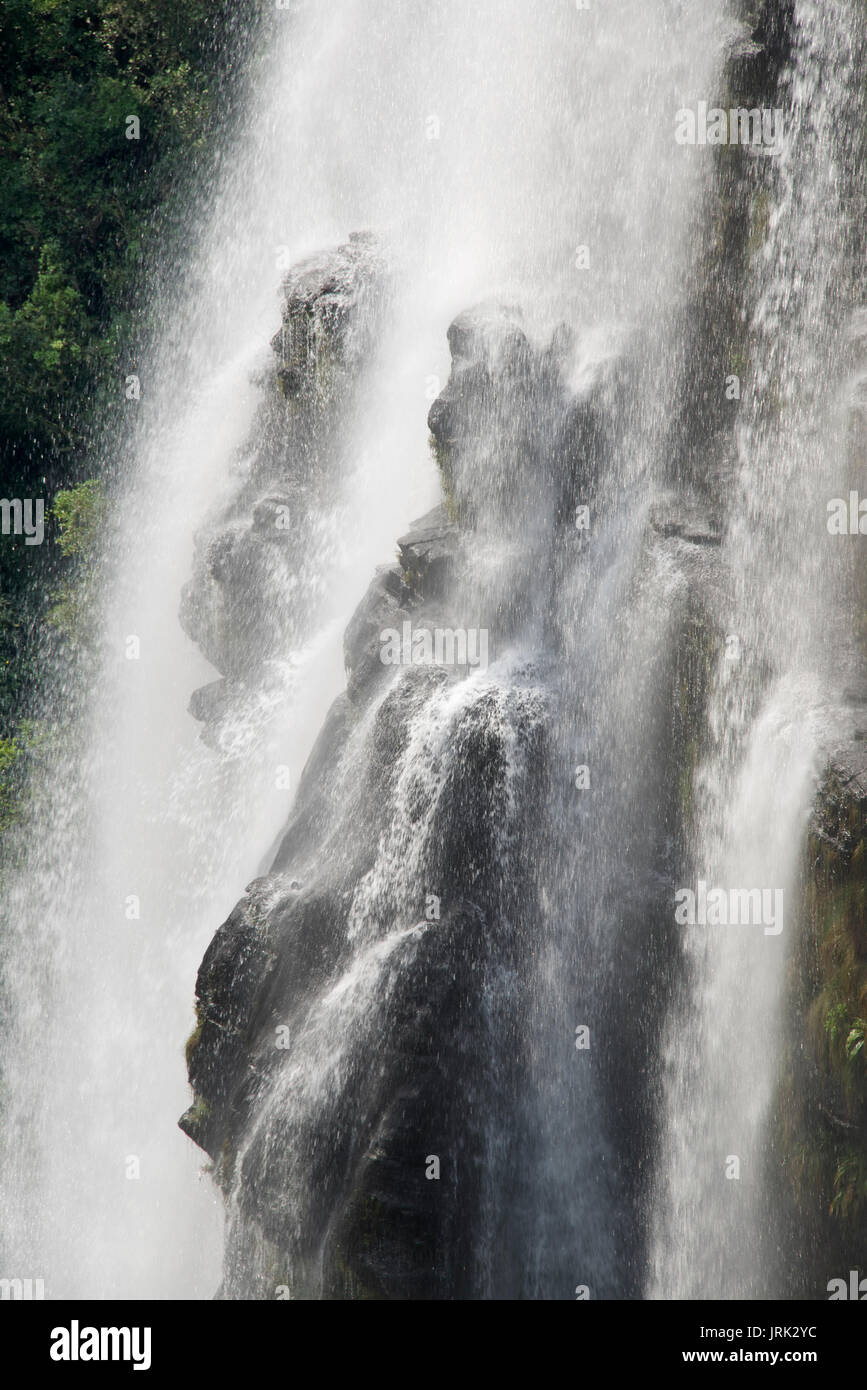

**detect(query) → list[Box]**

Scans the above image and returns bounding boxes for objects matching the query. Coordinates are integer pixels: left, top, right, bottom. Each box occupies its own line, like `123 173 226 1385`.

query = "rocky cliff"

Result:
180 0 867 1299
179 246 737 1299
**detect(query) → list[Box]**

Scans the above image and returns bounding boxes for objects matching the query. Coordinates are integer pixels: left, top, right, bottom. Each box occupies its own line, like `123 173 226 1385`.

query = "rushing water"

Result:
2 0 860 1301
649 0 867 1299
212 0 729 1299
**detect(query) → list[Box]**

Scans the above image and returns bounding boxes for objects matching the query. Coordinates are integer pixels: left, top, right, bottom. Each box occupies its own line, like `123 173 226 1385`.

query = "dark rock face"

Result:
179 233 387 729
649 496 722 547
342 505 460 702
774 730 867 1296
396 507 456 600
183 647 548 1298
181 268 735 1299
180 0 867 1302
426 301 624 537
271 231 384 398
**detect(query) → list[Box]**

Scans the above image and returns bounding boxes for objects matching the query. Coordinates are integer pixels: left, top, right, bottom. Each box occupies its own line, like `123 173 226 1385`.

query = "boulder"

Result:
272 231 385 397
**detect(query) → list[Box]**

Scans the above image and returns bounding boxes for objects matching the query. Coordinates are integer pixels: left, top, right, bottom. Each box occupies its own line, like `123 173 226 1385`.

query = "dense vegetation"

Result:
0 0 248 819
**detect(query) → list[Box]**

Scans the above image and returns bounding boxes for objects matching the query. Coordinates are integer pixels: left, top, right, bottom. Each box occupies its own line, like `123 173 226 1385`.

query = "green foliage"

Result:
0 593 30 715
52 478 106 557
0 735 25 830
820 1002 866 1107
747 189 771 258
429 432 460 523
831 1148 867 1222
184 1004 205 1069
0 0 233 459
846 1020 866 1064
821 995 867 1103
790 793 867 1250
0 0 241 757
45 582 83 638
0 719 47 830
0 242 92 454
46 479 106 641
824 1001 850 1048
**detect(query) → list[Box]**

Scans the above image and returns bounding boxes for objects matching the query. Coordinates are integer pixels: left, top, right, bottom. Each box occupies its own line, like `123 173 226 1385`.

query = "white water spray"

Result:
650 0 867 1299
0 0 773 1301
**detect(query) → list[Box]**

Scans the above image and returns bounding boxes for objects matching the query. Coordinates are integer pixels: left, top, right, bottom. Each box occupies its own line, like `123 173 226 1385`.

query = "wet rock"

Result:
445 301 529 366
429 303 626 535
184 893 279 1158
272 231 385 398
396 505 458 600
187 676 264 727
775 748 867 1292
181 234 385 684
251 495 294 537
343 565 409 700
182 292 706 1300
553 345 626 526
649 496 723 546
340 506 461 702
184 563 548 1295
426 302 546 528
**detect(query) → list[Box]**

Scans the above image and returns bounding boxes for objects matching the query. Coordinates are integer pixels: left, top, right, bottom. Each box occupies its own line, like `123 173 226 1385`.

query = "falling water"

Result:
649 0 867 1299
6 0 858 1303
200 0 731 1300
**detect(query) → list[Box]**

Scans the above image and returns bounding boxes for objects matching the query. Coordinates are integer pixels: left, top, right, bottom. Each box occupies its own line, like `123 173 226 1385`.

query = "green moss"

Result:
313 338 340 407
429 432 460 524
184 1008 204 1070
178 1094 213 1152
781 773 867 1249
730 348 749 379
678 738 699 826
831 1148 867 1222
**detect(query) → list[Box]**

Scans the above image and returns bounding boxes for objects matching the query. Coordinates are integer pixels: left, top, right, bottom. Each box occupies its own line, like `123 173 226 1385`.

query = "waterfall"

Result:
179 0 731 1300
0 0 447 1298
4 0 862 1305
649 0 867 1299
